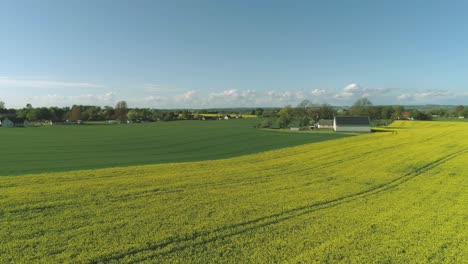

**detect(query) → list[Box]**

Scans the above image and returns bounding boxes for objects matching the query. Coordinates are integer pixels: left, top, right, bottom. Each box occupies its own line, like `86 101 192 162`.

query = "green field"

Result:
0 121 466 263
0 119 350 176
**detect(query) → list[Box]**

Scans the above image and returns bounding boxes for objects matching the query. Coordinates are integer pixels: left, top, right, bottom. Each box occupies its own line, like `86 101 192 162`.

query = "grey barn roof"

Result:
334 116 370 126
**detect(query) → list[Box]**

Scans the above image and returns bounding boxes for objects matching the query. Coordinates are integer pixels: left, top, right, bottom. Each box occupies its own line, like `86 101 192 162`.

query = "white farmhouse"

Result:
317 119 334 129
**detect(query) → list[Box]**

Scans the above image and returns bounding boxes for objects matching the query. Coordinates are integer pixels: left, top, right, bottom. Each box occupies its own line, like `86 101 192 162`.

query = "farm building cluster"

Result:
292 116 371 133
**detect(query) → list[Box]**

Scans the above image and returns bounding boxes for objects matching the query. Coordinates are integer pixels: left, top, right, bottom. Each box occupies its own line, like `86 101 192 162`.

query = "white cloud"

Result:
143 84 162 92
0 77 105 89
343 83 362 93
260 90 314 106
335 83 394 100
397 90 455 102
144 95 165 102
335 83 361 99
208 89 257 106
7 80 466 108
311 89 325 97
26 92 116 106
181 90 197 100
174 90 200 105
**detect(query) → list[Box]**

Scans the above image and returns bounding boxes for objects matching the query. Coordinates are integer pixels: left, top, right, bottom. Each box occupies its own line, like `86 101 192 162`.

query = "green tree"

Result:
69 105 82 121
392 105 405 119
353 97 373 107
455 105 464 116
255 108 264 117
299 116 310 127
278 105 293 127
115 101 128 122
318 104 335 119
127 109 139 121
350 97 373 116
411 110 432 120
381 106 395 119
102 106 115 120
0 100 4 109
26 107 52 121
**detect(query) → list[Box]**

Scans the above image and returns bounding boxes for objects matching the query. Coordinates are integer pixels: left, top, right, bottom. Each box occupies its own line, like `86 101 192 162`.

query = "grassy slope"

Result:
0 121 466 262
0 119 350 176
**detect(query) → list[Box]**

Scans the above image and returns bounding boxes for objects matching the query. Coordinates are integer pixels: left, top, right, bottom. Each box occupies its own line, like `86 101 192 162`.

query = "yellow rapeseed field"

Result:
0 121 466 263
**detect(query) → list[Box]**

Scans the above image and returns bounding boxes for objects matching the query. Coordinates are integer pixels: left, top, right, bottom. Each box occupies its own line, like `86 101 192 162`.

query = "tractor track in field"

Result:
92 147 468 263
220 129 453 188
153 139 417 194
177 129 450 192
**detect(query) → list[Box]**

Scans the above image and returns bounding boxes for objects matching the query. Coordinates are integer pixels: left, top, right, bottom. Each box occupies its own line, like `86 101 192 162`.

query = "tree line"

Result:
1 98 466 125
0 100 251 123
256 98 468 128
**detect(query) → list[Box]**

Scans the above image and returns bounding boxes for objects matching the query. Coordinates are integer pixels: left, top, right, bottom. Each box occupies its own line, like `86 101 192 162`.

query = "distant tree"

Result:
50 107 69 120
115 101 128 122
262 109 278 118
353 97 373 107
350 97 373 116
455 105 465 115
69 105 82 121
318 104 335 120
15 108 28 119
427 107 447 117
255 108 264 117
26 103 32 109
102 106 115 120
299 116 310 127
179 110 190 120
140 108 153 121
294 100 313 119
127 109 139 121
26 107 52 121
257 118 273 128
0 101 7 119
278 105 293 127
381 106 395 119
368 105 383 120
461 108 468 118
81 106 102 120
391 105 405 119
296 99 313 109
163 111 176 121
411 110 432 120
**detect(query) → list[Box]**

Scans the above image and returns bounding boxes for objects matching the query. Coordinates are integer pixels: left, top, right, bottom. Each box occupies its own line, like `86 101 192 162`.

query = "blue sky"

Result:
1 0 467 108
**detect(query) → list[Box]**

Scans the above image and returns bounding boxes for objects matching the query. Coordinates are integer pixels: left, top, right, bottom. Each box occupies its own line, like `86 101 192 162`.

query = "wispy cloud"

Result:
335 83 394 100
397 90 455 102
0 77 105 89
311 89 326 97
143 83 184 94
7 81 466 108
143 83 162 93
26 92 116 106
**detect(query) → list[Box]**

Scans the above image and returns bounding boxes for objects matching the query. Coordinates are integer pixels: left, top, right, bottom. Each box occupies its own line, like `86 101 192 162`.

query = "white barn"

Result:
333 116 371 133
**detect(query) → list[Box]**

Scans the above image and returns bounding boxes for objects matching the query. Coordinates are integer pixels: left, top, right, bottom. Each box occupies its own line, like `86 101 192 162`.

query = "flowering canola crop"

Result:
0 121 466 263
